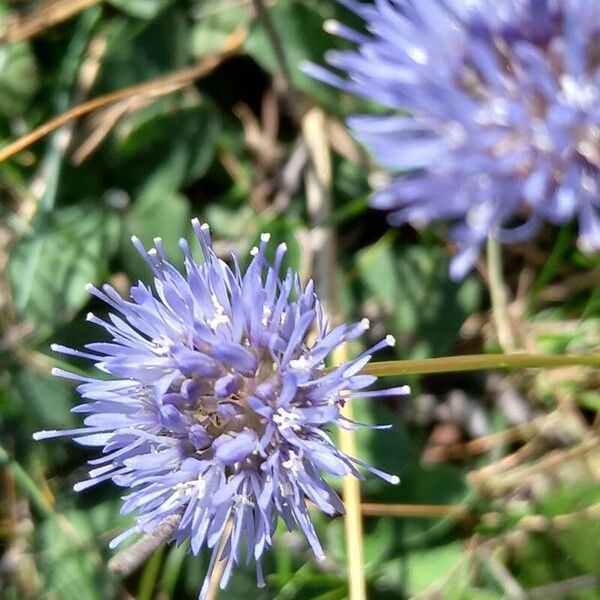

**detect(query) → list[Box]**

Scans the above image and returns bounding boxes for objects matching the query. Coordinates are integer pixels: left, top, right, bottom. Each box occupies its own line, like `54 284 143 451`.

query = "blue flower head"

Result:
35 220 408 597
306 0 600 276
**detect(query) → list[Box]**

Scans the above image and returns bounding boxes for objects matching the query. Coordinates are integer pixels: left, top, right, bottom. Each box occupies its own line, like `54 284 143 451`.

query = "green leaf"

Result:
357 240 481 357
245 0 342 108
106 0 173 19
10 367 76 431
191 0 253 57
110 100 220 197
577 391 600 411
158 542 189 597
406 542 464 599
94 7 187 93
8 204 119 341
205 204 255 238
537 483 600 574
378 543 466 597
326 517 395 572
121 190 191 282
508 483 600 590
0 41 39 118
351 398 410 494
34 500 123 600
356 232 401 319
248 213 303 273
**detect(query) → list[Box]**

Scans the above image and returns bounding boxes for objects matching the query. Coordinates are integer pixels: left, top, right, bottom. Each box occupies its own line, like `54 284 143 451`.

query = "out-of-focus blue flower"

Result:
35 220 407 598
305 0 600 277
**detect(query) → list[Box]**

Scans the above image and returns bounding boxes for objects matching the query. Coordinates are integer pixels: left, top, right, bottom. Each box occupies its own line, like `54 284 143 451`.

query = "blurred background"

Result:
1 1 599 599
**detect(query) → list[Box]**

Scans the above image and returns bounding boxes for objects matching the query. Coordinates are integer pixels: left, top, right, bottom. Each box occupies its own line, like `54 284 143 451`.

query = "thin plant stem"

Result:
335 344 367 600
299 66 362 600
0 444 54 519
205 520 233 600
137 546 165 600
251 0 293 94
250 0 302 119
478 543 528 600
487 236 516 351
356 353 600 378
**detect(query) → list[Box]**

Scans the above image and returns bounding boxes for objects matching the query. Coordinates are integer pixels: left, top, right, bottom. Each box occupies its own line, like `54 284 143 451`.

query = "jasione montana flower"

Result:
35 220 407 598
306 0 600 277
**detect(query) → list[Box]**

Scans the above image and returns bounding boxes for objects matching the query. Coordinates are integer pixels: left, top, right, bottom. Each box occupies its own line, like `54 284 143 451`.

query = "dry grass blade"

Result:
516 502 600 532
468 437 600 492
477 544 528 600
424 417 544 463
0 29 247 165
336 347 367 600
528 575 600 600
301 105 365 600
205 520 233 600
487 236 518 352
361 503 469 519
1 0 103 44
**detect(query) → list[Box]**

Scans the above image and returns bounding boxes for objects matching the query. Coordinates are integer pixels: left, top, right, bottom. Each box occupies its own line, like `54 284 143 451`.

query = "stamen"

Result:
273 408 301 431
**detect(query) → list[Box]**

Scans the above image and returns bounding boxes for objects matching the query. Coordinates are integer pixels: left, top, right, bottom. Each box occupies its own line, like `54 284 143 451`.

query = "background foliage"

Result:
1 1 599 599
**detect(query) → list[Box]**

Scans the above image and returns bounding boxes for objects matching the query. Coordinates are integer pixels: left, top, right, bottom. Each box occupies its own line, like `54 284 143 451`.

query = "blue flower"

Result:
305 0 600 277
35 220 408 598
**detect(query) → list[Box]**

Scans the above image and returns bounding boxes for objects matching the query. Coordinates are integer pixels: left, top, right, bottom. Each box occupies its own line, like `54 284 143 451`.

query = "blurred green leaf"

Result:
461 590 503 600
121 190 191 281
357 240 481 357
240 213 303 275
205 204 255 238
192 0 253 57
110 99 220 196
378 542 466 597
94 7 187 93
351 398 411 494
406 542 465 596
508 483 600 593
8 204 120 341
0 41 39 118
34 500 123 600
159 541 189 597
138 547 165 600
245 0 341 108
537 483 600 574
326 517 395 573
577 391 600 411
10 366 76 430
107 0 173 19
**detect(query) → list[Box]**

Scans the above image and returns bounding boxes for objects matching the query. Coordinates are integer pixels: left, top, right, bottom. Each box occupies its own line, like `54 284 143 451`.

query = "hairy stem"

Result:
107 513 183 578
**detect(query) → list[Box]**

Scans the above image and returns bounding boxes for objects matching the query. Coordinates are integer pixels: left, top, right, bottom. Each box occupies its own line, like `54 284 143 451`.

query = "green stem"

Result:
0 444 54 519
138 546 165 600
530 224 571 305
487 236 515 352
359 353 600 378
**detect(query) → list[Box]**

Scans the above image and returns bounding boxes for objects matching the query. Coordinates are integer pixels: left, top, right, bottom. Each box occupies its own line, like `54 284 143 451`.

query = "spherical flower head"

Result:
35 220 408 598
306 0 600 277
